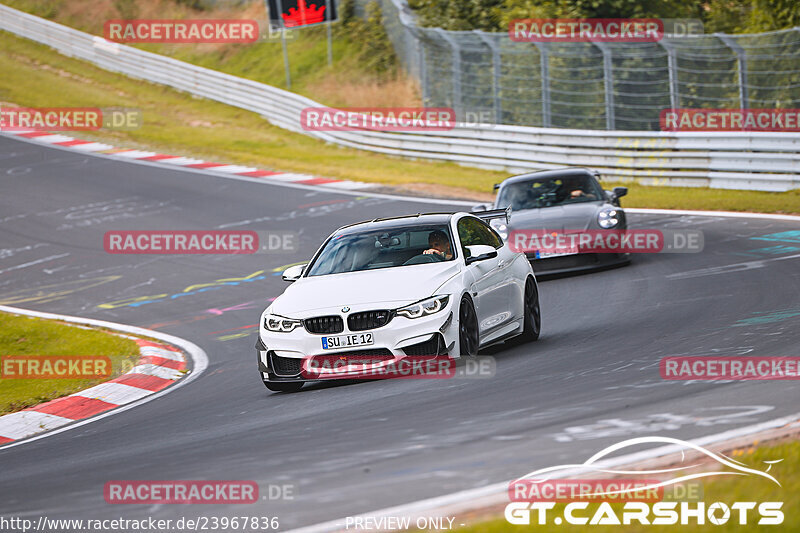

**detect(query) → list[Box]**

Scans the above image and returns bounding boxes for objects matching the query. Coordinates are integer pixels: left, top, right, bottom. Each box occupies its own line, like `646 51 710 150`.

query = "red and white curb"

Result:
0 305 208 449
3 130 375 191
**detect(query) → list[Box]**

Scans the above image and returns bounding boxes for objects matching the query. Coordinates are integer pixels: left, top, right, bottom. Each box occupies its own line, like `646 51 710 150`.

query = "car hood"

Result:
507 202 604 231
271 262 460 316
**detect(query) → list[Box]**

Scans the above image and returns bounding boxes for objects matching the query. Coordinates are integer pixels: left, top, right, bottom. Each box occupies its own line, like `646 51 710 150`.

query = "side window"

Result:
457 217 503 251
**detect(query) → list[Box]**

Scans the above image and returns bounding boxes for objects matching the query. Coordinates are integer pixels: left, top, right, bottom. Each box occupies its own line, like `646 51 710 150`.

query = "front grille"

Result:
403 334 445 356
347 310 393 331
269 352 302 376
303 315 344 334
311 348 394 365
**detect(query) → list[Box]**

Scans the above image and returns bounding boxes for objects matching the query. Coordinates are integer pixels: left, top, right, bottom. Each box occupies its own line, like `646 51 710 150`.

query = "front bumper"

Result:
256 302 457 382
527 252 630 277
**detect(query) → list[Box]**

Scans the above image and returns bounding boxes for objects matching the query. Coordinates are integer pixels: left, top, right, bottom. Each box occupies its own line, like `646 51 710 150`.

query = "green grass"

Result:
0 311 140 414
0 30 797 213
458 439 799 532
1 0 414 105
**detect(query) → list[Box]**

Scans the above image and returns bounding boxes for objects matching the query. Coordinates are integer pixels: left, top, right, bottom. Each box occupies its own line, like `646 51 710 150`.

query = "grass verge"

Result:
0 311 140 414
0 31 797 214
457 439 799 532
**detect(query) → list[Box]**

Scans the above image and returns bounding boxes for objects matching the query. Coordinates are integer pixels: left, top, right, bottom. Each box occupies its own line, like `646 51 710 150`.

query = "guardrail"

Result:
1 4 797 191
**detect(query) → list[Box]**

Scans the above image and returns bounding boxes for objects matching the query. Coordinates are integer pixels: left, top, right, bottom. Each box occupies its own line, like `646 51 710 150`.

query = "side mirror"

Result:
471 203 489 212
281 263 307 282
493 183 500 191
465 244 498 265
613 187 628 199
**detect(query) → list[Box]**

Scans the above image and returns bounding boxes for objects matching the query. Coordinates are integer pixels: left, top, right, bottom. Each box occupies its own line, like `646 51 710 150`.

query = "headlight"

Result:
396 295 450 319
598 208 620 229
263 313 302 332
491 221 508 241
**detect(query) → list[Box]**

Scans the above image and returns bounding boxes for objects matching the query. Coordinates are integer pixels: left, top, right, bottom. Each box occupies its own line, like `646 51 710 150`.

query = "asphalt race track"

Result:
1 134 799 529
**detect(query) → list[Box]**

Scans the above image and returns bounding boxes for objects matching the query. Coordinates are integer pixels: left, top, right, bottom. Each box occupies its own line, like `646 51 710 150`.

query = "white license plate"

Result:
535 248 579 259
321 333 374 350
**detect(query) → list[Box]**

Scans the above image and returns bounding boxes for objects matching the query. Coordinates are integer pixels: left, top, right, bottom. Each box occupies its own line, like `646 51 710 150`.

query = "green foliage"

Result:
747 0 800 31
411 0 800 34
336 0 398 75
408 0 504 31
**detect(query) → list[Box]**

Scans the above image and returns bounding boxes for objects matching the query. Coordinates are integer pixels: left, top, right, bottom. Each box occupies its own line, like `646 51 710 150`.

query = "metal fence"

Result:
0 3 797 191
362 0 800 130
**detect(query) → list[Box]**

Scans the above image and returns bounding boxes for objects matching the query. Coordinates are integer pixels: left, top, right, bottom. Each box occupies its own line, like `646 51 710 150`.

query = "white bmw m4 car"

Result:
256 210 541 392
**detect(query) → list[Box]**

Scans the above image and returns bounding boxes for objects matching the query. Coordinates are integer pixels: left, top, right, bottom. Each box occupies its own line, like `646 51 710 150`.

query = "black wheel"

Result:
459 295 479 356
263 381 304 393
520 277 541 342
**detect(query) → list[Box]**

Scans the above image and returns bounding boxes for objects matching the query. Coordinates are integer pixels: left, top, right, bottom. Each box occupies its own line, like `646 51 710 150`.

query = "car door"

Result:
457 216 513 340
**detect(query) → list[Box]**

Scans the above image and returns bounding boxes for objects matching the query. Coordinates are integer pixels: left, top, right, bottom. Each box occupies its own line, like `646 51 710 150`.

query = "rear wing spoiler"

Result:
473 206 511 224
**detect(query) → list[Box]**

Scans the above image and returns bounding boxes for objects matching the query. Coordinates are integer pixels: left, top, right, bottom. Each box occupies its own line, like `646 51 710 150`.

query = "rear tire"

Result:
459 295 479 356
264 381 304 393
520 277 541 342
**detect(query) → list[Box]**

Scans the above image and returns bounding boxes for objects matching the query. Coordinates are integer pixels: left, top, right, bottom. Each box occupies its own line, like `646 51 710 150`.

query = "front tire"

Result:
519 277 541 342
263 381 304 393
459 295 479 356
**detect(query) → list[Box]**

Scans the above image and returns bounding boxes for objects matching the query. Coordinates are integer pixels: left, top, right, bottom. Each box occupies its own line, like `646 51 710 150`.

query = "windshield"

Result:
497 173 604 210
306 224 455 276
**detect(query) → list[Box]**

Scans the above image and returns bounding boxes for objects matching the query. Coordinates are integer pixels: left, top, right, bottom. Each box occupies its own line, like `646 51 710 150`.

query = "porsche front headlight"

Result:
396 295 450 319
598 208 620 229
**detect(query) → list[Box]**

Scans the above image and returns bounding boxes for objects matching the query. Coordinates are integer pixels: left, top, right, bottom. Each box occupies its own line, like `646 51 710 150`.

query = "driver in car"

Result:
423 230 453 260
562 176 597 200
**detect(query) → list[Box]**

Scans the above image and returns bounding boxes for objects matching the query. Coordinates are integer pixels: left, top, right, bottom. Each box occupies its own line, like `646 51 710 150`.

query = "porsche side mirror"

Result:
465 244 498 265
282 263 307 282
471 203 489 212
613 187 628 199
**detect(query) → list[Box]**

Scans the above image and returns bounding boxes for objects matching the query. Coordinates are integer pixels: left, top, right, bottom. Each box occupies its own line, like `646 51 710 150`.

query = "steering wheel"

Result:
403 253 444 265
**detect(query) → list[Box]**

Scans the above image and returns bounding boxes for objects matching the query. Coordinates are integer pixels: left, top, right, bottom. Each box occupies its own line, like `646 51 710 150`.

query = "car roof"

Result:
336 213 457 234
500 167 598 187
